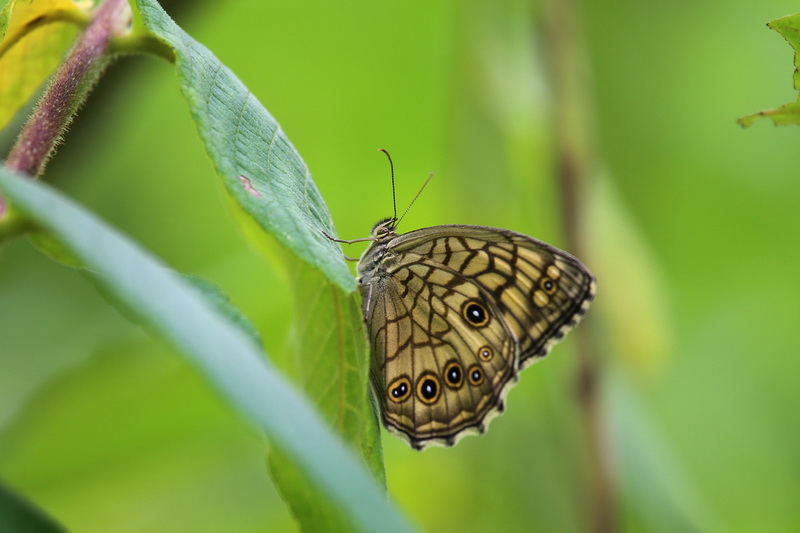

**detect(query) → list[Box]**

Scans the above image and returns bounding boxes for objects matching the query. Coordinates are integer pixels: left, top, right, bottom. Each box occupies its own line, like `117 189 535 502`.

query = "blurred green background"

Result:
2 0 800 531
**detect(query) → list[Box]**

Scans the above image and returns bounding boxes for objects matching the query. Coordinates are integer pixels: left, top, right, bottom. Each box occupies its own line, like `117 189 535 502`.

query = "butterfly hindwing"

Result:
362 246 518 448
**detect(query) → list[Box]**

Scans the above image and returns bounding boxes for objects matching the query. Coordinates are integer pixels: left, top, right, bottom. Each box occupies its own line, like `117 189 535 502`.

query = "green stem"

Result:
541 0 616 531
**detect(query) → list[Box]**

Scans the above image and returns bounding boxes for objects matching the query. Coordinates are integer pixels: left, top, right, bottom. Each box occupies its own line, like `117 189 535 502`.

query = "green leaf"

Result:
126 3 383 527
268 256 384 531
0 0 92 131
132 0 354 293
0 482 65 533
21 233 263 350
737 101 800 127
284 260 383 479
233 205 383 529
0 168 414 533
27 229 84 267
738 14 800 127
181 274 263 348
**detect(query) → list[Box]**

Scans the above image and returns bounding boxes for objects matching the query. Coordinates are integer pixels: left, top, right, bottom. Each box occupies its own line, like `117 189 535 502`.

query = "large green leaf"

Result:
0 168 413 533
131 0 353 293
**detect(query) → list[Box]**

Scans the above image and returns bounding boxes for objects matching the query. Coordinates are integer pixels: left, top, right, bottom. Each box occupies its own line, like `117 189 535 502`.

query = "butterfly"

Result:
354 218 595 450
329 152 595 450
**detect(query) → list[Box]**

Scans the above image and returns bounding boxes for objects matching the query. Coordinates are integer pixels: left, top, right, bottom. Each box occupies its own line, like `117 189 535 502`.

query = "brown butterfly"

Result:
331 153 595 449
356 218 595 450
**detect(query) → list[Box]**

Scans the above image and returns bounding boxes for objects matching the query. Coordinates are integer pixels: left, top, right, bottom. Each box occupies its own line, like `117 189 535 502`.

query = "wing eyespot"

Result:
443 360 464 389
387 376 412 403
416 372 441 404
467 364 485 386
462 300 490 327
478 345 494 362
539 276 558 295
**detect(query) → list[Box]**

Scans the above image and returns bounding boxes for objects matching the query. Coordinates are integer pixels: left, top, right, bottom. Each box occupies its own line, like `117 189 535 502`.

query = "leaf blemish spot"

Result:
239 175 262 197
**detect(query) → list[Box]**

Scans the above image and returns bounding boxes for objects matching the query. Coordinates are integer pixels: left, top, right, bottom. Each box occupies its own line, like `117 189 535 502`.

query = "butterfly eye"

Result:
416 372 441 404
387 376 412 403
478 345 494 362
443 360 464 389
540 277 558 295
462 301 489 327
467 364 485 386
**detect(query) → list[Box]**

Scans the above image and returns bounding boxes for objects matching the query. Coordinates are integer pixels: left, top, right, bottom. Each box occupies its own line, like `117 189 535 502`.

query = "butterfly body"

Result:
356 219 595 450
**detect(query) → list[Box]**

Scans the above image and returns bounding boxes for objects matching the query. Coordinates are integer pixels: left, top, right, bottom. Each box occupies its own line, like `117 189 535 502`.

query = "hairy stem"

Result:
541 0 616 531
3 0 131 179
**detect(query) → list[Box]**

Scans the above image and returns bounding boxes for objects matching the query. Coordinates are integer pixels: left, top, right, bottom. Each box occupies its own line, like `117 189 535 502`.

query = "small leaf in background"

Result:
27 228 85 267
0 0 93 131
738 13 800 127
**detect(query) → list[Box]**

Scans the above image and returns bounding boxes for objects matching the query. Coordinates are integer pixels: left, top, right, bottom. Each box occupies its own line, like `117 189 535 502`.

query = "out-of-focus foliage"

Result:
0 481 65 532
1 1 799 532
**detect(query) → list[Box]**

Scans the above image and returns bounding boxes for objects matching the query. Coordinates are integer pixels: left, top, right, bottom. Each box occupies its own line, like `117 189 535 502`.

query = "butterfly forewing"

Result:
393 226 595 366
357 224 595 449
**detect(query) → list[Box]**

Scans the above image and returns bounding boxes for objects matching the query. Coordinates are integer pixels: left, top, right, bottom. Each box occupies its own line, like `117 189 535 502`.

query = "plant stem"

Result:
3 0 131 179
541 0 616 531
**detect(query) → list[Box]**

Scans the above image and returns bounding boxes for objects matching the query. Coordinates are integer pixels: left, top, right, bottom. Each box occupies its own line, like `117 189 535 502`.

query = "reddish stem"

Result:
1 0 130 216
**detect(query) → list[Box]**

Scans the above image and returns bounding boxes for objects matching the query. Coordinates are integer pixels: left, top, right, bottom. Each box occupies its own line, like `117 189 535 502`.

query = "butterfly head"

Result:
370 217 398 239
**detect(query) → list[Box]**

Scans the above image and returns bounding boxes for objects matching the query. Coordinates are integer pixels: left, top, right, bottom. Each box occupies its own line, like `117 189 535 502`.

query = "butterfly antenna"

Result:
378 149 398 224
397 172 433 226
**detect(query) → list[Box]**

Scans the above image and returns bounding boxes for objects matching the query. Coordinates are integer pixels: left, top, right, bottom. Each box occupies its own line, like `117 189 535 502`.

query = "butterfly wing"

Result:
362 249 519 449
360 225 595 449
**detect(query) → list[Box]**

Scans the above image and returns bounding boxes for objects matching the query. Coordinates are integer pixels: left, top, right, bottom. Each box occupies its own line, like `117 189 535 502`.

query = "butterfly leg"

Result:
320 230 375 245
362 283 373 316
